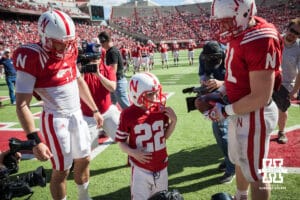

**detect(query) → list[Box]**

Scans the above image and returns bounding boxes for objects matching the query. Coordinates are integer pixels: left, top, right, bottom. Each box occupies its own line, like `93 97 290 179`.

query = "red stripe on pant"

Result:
248 111 258 181
259 108 266 177
42 112 65 171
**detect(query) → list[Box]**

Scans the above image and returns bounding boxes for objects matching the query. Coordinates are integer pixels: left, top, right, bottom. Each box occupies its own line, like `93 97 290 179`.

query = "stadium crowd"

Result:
0 0 299 54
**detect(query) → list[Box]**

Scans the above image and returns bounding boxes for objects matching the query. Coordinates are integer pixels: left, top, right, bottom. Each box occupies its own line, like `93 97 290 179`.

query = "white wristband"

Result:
225 104 235 116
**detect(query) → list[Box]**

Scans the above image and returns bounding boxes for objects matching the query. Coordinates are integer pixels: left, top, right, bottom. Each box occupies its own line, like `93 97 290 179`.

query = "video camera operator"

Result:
0 138 47 200
197 41 235 184
79 37 120 141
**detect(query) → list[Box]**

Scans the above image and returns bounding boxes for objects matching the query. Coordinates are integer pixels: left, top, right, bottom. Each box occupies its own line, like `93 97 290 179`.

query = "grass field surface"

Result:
0 49 299 200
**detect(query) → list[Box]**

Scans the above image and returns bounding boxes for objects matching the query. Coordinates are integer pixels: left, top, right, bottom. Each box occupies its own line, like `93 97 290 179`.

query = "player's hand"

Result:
132 149 152 164
33 143 53 161
204 79 223 92
93 112 104 128
204 103 227 122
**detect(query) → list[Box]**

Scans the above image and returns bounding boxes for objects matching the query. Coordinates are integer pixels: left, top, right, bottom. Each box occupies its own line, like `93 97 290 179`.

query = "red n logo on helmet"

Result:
40 18 50 33
130 80 138 93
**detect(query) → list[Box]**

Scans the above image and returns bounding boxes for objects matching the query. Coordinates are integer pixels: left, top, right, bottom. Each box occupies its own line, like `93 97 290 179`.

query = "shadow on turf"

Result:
168 144 223 175
91 144 224 199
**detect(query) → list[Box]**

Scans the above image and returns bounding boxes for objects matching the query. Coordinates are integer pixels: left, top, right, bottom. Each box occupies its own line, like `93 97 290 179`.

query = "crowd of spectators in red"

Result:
0 0 88 17
0 17 137 53
111 1 299 43
0 0 299 53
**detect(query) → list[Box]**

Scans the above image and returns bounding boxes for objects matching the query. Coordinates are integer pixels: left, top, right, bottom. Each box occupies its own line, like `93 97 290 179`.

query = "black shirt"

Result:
106 46 124 80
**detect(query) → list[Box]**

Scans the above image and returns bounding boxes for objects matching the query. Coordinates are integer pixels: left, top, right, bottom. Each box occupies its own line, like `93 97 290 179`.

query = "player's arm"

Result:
163 107 177 139
16 93 36 134
231 70 274 115
118 142 152 164
15 71 53 161
77 76 104 127
15 71 37 134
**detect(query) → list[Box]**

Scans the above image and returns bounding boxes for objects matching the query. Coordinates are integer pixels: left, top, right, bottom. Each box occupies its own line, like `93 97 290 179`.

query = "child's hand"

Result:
163 107 177 123
132 149 152 164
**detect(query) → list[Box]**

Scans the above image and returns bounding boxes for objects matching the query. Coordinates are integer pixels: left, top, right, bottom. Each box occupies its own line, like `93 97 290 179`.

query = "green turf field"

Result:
0 49 299 200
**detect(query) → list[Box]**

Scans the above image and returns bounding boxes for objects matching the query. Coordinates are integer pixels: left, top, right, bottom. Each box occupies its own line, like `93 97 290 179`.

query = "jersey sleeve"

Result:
12 46 39 77
244 36 282 72
115 110 130 142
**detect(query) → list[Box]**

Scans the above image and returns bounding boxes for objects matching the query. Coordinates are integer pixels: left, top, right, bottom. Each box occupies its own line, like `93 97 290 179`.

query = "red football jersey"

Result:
160 44 168 53
115 105 169 172
147 43 156 53
141 46 149 57
131 45 141 57
13 43 78 88
13 42 81 115
224 17 283 103
172 44 179 52
187 43 196 51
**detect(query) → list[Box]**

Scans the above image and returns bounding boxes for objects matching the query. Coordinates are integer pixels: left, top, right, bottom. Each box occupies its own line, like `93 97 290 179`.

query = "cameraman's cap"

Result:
98 31 110 44
202 41 222 55
4 48 11 53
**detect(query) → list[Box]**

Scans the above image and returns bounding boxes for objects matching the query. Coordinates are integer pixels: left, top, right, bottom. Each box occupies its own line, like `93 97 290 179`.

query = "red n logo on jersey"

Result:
130 80 138 93
40 18 50 33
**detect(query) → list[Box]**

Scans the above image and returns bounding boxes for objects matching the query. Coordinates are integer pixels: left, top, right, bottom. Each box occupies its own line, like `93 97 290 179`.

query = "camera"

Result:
3 138 36 175
182 85 211 112
0 138 47 200
182 84 228 113
78 52 101 73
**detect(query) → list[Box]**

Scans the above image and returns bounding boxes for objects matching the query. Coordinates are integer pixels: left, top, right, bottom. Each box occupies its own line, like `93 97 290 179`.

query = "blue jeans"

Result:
111 77 130 109
212 120 235 175
6 75 16 104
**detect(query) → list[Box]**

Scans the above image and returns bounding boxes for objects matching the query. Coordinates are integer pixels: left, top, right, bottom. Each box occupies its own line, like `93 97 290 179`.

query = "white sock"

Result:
235 189 248 200
77 181 90 200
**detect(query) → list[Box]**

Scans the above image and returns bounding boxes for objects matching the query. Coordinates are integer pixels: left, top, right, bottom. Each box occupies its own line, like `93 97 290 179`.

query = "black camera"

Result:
0 138 47 200
3 138 36 175
78 52 101 73
182 86 211 112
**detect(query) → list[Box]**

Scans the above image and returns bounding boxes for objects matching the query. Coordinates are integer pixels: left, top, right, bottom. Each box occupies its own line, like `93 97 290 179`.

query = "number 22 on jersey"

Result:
134 120 166 152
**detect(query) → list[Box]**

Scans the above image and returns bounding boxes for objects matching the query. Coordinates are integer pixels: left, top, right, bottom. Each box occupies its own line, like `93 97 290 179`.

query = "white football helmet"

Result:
129 73 166 112
210 0 257 43
38 9 76 59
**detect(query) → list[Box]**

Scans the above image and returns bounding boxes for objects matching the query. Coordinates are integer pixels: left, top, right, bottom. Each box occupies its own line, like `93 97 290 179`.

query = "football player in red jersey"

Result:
131 41 142 73
13 10 103 200
208 0 283 199
159 41 169 69
187 39 196 65
115 72 177 200
146 40 156 70
171 40 180 66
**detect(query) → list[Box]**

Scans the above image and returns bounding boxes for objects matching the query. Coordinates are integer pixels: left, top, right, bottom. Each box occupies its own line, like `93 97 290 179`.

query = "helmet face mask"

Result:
210 0 257 43
38 10 76 59
129 73 166 112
